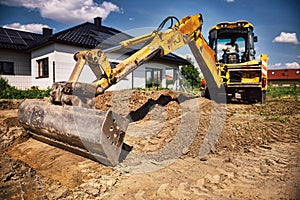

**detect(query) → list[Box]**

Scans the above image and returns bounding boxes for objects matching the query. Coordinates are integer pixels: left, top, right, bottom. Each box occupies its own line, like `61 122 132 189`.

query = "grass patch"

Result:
267 86 299 99
135 87 170 92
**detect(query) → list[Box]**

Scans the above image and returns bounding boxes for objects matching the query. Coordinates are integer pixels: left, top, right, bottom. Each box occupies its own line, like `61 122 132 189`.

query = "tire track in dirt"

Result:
102 142 300 200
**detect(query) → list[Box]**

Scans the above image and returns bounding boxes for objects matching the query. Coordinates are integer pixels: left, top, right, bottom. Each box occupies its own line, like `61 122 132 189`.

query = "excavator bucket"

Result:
18 99 128 166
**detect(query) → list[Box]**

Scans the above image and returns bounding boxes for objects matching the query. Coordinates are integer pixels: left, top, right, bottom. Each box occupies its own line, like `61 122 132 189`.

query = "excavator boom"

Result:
50 13 223 107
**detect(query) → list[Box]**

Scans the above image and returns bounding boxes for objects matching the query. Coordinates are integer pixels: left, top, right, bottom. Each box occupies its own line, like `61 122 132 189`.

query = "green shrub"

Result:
0 77 50 99
267 86 299 99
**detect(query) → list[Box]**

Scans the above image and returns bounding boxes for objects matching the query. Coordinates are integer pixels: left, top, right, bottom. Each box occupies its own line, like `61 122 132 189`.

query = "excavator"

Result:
18 13 268 166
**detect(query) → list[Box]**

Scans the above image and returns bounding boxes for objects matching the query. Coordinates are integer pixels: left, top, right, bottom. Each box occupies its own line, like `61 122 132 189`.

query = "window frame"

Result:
145 68 162 89
36 57 49 78
0 61 14 75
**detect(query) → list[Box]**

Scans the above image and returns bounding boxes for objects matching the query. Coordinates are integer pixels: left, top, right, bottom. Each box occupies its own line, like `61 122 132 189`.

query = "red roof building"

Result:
268 69 300 86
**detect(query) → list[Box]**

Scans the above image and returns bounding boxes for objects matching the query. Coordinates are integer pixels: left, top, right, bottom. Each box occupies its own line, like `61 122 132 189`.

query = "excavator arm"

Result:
50 13 224 107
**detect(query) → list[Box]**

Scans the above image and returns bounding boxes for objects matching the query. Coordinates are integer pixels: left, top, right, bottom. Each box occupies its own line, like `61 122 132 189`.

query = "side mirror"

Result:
253 36 258 42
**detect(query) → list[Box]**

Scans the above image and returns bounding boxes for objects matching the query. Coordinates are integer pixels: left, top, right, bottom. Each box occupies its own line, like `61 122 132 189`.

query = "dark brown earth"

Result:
0 90 299 199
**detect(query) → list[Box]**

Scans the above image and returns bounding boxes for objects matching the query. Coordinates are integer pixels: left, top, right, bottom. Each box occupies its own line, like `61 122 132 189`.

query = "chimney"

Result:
94 17 102 29
43 27 53 37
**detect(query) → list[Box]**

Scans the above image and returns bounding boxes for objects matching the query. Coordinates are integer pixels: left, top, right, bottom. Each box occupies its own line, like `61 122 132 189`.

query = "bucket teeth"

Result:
18 99 129 166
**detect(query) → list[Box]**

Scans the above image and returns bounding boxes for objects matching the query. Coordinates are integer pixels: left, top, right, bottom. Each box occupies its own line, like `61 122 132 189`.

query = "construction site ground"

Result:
0 89 299 199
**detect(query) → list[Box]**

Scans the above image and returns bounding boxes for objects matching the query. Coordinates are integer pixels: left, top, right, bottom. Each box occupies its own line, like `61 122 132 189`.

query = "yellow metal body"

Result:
67 13 224 95
218 59 267 87
210 20 254 31
207 20 268 102
66 13 268 102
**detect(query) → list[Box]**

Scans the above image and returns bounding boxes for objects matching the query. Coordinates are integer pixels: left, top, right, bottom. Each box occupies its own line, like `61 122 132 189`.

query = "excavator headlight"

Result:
220 23 228 28
237 22 246 27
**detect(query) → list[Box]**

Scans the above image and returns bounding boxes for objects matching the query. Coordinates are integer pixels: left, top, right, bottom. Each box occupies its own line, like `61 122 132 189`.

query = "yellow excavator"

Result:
18 13 268 166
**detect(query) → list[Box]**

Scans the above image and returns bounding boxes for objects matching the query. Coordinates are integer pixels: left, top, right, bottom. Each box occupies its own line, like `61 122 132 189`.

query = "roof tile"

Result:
268 69 300 80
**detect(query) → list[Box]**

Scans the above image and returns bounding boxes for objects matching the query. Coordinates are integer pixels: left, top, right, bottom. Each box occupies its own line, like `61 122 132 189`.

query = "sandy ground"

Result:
0 90 299 199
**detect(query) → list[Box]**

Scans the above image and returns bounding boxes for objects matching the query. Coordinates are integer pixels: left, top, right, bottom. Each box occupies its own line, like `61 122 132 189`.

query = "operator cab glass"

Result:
208 21 257 64
215 37 245 63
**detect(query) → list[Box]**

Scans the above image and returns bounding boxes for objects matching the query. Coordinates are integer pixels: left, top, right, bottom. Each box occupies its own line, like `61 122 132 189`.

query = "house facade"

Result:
268 69 300 87
0 17 189 91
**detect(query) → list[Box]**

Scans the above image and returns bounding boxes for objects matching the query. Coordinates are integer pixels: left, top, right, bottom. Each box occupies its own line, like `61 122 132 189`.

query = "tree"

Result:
180 58 200 90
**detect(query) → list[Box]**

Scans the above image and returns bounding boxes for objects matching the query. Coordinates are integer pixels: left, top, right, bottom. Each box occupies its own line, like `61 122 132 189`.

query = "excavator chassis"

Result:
18 99 128 166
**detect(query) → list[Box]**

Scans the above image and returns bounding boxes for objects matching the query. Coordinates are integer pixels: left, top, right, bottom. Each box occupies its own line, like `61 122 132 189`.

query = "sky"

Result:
0 0 299 69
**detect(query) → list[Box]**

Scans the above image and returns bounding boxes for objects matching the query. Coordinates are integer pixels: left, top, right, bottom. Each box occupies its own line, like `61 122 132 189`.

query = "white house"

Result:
0 17 189 90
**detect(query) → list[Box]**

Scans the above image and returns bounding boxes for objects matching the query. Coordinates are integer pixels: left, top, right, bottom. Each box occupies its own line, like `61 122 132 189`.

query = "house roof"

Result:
0 18 189 65
153 52 190 65
0 27 45 51
268 69 300 80
37 22 131 49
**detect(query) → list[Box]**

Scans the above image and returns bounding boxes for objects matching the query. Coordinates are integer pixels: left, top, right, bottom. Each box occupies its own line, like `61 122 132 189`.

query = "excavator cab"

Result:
207 21 267 103
208 21 257 64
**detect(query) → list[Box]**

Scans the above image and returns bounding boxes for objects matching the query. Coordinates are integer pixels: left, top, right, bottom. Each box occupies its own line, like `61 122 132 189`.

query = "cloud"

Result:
269 63 282 69
129 18 135 21
272 32 299 44
0 0 120 24
3 22 51 34
176 53 194 62
225 0 235 2
269 62 300 69
284 62 300 69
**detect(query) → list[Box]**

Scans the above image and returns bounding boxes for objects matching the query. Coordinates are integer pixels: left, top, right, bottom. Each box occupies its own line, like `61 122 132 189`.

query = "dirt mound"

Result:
0 99 22 110
216 97 300 153
95 89 186 153
0 90 299 199
96 90 299 158
0 110 28 151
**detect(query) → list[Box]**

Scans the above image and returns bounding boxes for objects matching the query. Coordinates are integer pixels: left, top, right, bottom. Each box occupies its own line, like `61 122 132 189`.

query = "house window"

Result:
37 58 49 78
146 68 162 89
0 61 14 75
166 68 175 88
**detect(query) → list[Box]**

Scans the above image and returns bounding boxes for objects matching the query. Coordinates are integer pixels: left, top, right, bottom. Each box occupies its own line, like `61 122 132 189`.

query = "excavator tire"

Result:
18 99 129 166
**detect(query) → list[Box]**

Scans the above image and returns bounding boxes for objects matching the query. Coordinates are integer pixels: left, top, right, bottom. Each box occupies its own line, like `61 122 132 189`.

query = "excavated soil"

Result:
0 90 299 199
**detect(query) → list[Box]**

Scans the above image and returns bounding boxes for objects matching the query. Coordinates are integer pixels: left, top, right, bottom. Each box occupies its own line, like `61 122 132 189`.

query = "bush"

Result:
267 86 299 99
0 77 50 99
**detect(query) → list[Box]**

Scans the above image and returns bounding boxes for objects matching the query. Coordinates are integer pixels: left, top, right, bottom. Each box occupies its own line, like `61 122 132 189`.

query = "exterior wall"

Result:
31 44 130 89
0 75 32 89
31 44 84 89
268 80 300 87
268 69 300 87
3 43 181 90
52 44 83 82
31 44 55 89
0 50 32 89
0 50 31 75
32 43 181 91
108 61 179 91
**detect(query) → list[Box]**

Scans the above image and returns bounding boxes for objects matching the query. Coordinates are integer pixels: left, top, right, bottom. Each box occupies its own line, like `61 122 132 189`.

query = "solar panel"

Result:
0 36 10 43
16 32 28 45
2 29 28 45
11 37 26 45
21 33 34 40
